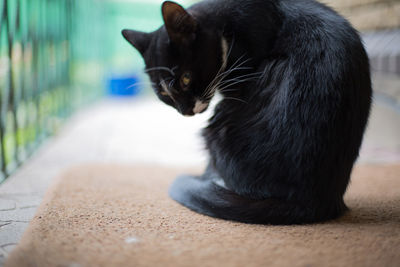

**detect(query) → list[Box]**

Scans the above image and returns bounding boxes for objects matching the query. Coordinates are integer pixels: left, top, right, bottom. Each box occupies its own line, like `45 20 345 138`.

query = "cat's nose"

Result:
177 105 195 116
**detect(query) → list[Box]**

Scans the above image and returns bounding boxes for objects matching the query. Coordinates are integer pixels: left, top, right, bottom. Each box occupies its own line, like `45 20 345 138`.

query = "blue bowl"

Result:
108 76 141 97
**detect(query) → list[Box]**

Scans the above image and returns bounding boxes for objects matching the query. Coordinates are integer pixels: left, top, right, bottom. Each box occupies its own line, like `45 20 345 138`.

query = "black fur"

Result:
122 0 372 224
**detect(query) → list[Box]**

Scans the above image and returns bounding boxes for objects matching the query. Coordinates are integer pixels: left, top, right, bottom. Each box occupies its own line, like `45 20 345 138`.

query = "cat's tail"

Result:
169 175 346 225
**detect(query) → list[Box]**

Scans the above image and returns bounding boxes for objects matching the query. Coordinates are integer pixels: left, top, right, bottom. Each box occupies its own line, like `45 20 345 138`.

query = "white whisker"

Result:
223 96 248 104
202 37 259 101
218 78 259 92
219 88 240 93
145 66 176 76
205 57 255 98
219 72 263 85
168 79 175 90
126 82 156 89
160 80 171 95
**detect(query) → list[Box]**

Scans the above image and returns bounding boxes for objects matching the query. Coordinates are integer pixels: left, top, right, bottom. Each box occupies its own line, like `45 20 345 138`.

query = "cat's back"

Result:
265 0 371 103
276 0 364 55
193 0 365 61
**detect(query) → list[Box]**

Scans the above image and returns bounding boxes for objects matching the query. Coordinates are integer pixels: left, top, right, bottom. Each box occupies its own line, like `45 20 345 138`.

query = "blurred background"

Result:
0 0 200 182
0 0 399 181
0 0 399 260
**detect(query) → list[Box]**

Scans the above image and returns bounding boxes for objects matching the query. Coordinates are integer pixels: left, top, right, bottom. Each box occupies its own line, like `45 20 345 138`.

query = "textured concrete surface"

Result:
0 79 399 265
5 164 400 267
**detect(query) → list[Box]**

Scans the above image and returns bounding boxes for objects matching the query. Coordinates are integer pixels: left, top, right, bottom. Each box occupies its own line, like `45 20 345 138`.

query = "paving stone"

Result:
11 195 42 209
1 244 17 254
0 254 5 267
0 207 37 223
0 194 42 211
0 222 10 228
0 200 16 212
0 222 28 246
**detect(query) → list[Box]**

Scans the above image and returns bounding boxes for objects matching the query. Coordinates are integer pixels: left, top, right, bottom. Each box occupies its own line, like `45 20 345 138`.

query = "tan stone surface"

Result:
321 0 400 30
324 0 389 9
343 2 400 31
5 164 400 267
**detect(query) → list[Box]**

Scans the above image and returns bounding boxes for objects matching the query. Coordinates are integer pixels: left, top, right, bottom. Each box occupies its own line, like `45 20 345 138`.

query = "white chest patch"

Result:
193 100 208 114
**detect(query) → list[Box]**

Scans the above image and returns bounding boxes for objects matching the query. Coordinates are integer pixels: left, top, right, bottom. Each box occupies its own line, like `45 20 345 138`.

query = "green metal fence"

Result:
0 0 106 182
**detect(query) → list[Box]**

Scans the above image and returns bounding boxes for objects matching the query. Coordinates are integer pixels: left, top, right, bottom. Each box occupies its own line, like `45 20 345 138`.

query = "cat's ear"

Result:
162 1 197 45
122 29 151 55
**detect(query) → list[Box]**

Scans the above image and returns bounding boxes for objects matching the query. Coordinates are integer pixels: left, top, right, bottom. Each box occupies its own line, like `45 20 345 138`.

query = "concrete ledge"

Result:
324 0 400 31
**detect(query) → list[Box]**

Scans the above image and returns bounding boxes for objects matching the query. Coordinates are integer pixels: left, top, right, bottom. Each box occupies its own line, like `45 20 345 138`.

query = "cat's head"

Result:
122 1 226 116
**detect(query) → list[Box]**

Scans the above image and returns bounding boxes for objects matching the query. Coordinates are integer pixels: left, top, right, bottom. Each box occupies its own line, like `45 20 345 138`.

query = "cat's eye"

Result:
180 72 192 89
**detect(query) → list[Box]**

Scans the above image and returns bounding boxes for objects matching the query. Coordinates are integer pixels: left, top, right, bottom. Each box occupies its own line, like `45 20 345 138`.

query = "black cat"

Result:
122 0 372 224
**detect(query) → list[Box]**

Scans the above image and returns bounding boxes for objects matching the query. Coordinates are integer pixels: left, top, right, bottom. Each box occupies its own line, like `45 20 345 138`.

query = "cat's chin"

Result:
178 110 195 117
182 109 207 117
174 100 209 117
181 106 208 117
